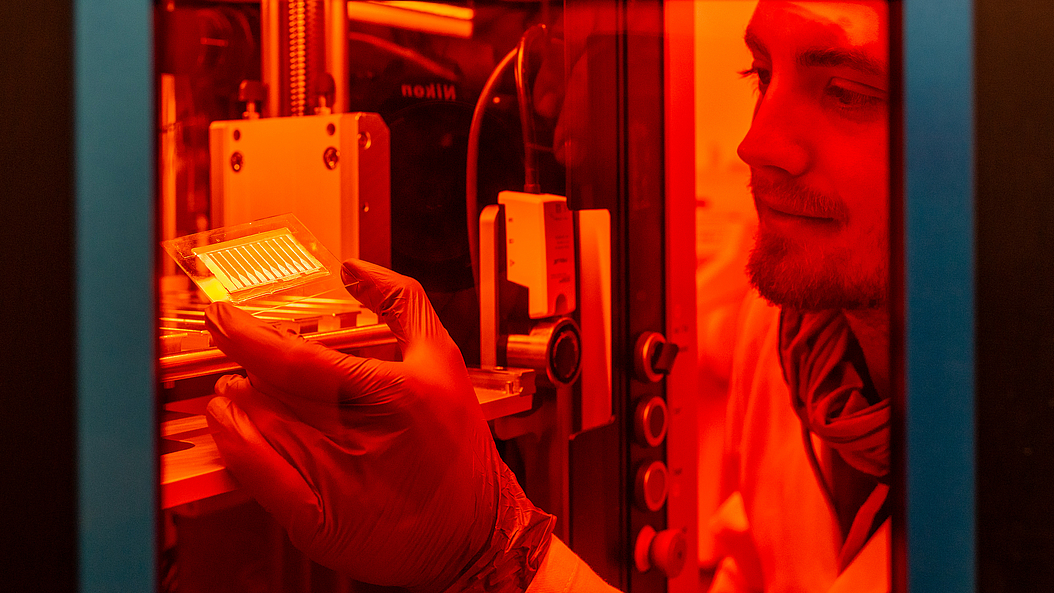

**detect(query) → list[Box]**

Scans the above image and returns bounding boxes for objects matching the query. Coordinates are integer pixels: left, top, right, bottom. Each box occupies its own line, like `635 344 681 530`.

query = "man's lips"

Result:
749 172 849 224
755 196 839 222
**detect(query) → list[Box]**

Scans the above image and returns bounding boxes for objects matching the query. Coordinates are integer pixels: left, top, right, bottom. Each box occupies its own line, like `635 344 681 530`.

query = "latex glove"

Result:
204 259 555 592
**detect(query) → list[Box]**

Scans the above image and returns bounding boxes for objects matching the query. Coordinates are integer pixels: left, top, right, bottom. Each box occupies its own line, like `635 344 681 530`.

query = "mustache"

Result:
750 173 848 221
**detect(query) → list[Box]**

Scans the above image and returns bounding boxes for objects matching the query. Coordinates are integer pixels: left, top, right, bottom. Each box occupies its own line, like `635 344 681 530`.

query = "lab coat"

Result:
707 290 890 593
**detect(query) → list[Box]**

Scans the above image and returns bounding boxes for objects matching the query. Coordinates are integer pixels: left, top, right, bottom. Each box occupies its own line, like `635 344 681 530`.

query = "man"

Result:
706 2 891 591
201 1 891 591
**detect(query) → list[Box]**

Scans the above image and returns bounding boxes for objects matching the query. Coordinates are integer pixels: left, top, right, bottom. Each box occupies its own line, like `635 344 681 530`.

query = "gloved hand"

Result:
203 259 555 592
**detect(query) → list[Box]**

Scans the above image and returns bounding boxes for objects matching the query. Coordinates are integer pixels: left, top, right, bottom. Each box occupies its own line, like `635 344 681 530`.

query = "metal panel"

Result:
74 0 156 590
209 112 391 267
901 0 975 591
623 3 670 592
664 0 699 591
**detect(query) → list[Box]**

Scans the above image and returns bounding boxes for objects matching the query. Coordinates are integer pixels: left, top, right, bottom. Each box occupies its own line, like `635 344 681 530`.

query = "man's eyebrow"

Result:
743 30 768 58
743 26 886 77
797 48 886 77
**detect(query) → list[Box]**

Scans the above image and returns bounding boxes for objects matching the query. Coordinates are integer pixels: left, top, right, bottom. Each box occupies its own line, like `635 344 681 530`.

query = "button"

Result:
634 396 669 448
634 460 668 512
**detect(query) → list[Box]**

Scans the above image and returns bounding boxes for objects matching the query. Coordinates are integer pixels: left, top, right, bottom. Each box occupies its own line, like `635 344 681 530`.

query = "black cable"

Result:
467 24 550 292
515 24 548 194
467 47 518 292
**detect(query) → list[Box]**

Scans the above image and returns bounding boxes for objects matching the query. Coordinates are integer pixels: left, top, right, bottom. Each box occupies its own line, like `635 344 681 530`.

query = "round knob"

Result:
549 324 581 385
650 528 687 577
633 526 687 578
634 331 679 383
633 525 657 573
238 79 266 103
506 317 582 387
634 460 668 512
634 396 669 448
634 332 666 383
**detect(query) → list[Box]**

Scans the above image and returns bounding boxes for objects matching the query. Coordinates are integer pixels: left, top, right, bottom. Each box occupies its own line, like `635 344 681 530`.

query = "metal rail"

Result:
159 323 397 382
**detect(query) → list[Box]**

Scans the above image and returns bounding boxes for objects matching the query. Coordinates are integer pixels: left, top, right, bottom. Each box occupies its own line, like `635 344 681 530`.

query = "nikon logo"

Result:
401 83 457 101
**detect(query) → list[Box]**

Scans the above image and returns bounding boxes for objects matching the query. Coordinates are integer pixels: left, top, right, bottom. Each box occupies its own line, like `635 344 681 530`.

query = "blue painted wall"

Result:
75 0 156 590
903 0 975 591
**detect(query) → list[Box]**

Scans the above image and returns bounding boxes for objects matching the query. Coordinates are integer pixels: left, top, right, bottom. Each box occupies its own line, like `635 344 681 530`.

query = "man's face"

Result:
739 1 889 311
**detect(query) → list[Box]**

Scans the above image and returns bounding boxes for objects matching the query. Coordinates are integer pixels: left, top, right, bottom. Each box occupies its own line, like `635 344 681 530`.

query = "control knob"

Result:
634 525 687 578
633 331 679 383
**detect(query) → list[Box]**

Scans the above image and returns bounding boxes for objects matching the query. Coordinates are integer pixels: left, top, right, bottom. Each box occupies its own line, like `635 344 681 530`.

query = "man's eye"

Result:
825 86 882 107
738 66 772 95
823 78 887 121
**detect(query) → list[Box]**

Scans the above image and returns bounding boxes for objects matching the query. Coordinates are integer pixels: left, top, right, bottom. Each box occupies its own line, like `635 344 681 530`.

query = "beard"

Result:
747 176 887 311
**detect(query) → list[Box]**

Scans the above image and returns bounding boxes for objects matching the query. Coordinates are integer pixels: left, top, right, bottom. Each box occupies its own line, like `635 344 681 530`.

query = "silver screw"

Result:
323 147 339 169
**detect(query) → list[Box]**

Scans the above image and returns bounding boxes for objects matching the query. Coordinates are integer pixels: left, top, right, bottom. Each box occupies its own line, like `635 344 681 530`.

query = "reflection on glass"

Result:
154 0 892 590
697 1 891 590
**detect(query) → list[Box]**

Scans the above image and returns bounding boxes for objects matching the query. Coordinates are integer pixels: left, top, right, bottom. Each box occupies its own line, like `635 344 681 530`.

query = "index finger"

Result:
340 260 456 360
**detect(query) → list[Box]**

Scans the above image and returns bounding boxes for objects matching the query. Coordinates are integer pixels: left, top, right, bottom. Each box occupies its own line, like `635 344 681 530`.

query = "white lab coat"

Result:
707 290 889 593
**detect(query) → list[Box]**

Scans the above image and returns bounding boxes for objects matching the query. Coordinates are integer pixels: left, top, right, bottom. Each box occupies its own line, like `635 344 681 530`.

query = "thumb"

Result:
205 396 323 544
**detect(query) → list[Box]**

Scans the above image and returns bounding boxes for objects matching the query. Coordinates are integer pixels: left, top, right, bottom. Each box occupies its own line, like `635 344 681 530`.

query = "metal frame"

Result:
71 0 977 590
664 0 698 590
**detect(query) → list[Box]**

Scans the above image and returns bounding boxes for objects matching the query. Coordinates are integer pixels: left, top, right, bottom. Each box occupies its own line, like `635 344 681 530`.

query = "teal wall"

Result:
75 0 156 590
903 0 975 591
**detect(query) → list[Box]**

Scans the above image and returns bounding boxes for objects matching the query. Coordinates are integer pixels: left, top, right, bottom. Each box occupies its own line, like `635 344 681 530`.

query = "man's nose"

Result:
736 91 809 177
